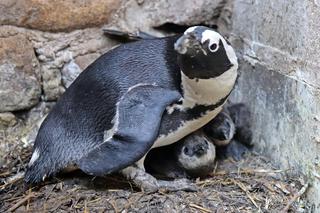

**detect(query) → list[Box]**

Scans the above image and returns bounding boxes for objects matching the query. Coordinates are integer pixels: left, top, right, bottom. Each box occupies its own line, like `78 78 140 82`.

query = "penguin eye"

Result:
208 43 218 52
184 147 189 155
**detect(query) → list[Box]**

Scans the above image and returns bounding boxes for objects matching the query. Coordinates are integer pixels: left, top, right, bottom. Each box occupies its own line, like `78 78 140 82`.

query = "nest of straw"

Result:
0 143 311 213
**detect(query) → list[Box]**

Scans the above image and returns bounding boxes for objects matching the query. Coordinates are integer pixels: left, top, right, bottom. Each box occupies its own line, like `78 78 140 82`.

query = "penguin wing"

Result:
77 84 181 176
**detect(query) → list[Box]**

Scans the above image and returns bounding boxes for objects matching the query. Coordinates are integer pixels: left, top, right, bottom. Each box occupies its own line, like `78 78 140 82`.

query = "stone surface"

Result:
0 112 17 127
107 0 230 36
0 0 121 32
231 0 320 89
230 61 320 211
231 62 320 171
61 60 82 88
75 53 101 71
34 28 118 100
230 0 320 210
0 34 41 112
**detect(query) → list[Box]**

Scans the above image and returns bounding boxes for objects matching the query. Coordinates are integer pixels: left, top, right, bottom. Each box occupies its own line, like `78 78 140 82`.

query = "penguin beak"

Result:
174 35 189 54
174 33 204 55
193 144 207 157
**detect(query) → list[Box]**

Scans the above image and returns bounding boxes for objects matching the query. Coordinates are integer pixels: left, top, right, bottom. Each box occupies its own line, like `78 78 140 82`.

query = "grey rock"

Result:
75 53 101 71
107 0 229 35
61 60 82 88
230 0 320 209
18 102 55 147
231 0 320 88
41 66 65 101
0 112 17 127
32 28 118 100
0 34 41 112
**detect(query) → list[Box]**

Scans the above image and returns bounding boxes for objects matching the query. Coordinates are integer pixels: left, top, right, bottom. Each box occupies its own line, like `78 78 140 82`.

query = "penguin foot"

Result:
121 166 159 193
121 166 197 193
157 178 197 192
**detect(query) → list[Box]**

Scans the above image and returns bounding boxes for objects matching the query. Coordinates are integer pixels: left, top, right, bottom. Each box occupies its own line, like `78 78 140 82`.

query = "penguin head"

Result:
177 133 216 177
174 26 238 79
203 111 236 146
182 136 209 158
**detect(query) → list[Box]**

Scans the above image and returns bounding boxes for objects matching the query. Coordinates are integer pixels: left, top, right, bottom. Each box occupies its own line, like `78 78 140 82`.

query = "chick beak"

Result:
193 144 206 157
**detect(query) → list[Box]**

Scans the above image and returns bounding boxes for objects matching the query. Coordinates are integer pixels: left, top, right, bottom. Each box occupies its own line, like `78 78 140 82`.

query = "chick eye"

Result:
208 43 218 52
184 147 189 155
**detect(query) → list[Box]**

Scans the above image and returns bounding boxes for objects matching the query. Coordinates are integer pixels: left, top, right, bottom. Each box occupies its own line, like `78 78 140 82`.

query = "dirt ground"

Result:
0 144 312 213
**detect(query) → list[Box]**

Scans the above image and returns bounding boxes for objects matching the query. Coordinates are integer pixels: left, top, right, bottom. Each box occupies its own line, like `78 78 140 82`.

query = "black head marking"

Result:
174 26 236 79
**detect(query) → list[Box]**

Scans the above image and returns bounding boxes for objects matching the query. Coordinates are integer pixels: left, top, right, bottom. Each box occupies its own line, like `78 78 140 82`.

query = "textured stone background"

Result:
0 0 319 209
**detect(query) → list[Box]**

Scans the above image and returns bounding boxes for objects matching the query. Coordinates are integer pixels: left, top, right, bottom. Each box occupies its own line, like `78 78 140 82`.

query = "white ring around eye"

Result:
208 43 219 52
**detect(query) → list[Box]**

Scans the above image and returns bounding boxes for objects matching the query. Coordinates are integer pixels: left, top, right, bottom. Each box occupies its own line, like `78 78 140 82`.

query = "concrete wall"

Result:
229 0 320 210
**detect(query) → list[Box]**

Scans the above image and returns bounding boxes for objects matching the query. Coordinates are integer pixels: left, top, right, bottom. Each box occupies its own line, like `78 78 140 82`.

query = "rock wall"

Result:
0 0 319 209
229 0 320 210
0 0 121 32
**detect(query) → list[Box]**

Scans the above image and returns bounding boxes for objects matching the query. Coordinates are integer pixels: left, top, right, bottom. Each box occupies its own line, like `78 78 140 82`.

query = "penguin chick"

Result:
203 108 235 146
227 103 253 147
145 131 216 179
177 133 216 178
212 103 253 161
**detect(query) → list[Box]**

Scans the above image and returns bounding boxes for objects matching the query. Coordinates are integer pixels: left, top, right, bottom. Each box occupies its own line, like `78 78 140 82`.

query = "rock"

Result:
230 1 320 209
0 112 17 127
61 60 82 88
75 53 101 71
20 101 55 146
107 0 227 35
41 66 66 101
33 28 117 100
0 0 121 32
24 101 54 127
0 34 41 112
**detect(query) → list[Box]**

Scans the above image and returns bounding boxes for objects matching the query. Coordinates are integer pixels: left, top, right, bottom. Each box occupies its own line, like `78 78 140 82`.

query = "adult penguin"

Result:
25 26 238 192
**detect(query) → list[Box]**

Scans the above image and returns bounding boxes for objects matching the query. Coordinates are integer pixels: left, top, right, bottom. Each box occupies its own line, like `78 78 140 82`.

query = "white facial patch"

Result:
178 141 216 170
201 30 222 52
201 30 238 67
28 148 40 166
184 26 199 34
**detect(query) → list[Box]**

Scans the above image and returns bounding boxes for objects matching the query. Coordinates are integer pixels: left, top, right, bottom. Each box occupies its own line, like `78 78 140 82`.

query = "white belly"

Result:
136 67 237 168
152 105 223 148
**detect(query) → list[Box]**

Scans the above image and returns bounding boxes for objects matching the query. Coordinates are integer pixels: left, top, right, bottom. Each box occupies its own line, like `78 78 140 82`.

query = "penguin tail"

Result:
24 156 53 184
24 125 74 184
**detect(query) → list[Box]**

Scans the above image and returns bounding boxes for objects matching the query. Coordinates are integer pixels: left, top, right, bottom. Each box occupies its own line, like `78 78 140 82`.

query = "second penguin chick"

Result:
203 109 235 146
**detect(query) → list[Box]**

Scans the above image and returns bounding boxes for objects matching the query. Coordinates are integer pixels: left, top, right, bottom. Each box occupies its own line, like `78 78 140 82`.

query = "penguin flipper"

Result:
77 85 181 176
